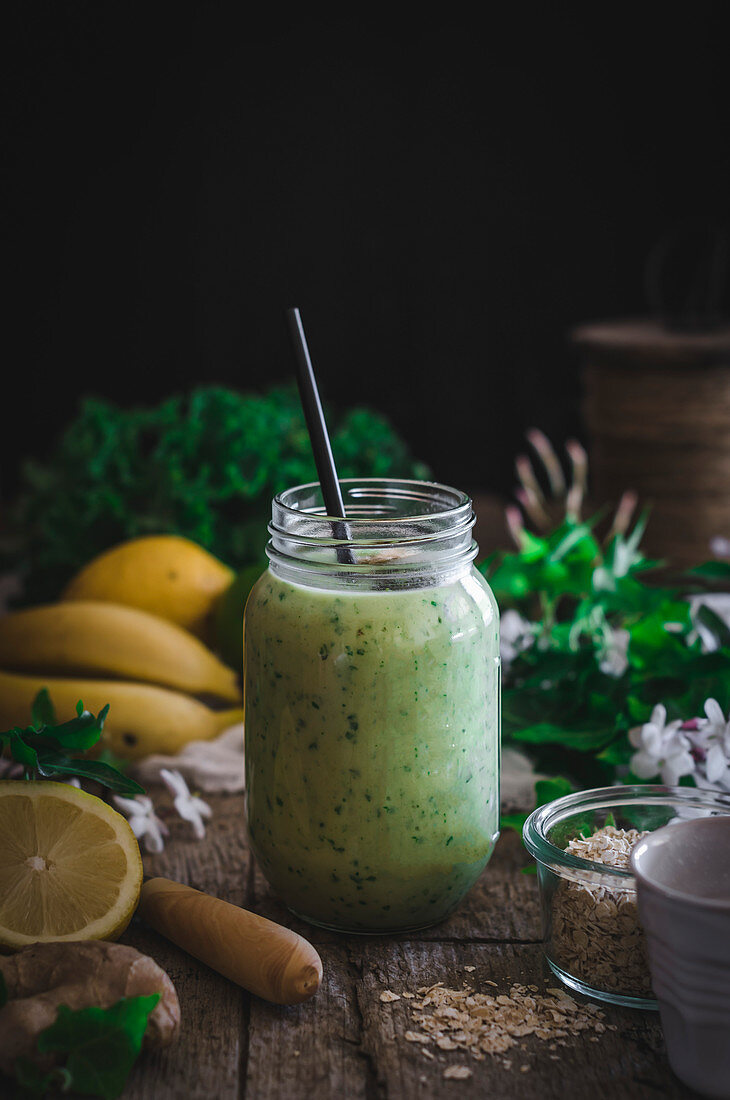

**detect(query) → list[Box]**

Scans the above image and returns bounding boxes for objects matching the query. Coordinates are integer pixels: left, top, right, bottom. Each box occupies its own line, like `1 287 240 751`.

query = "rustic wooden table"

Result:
121 790 698 1100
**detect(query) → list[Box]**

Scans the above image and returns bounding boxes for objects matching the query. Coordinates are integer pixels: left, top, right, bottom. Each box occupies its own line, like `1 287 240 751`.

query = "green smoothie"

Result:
244 566 500 932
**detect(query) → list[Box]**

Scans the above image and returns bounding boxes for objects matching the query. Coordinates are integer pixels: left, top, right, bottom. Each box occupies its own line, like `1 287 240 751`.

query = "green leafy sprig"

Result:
482 515 730 793
0 690 143 796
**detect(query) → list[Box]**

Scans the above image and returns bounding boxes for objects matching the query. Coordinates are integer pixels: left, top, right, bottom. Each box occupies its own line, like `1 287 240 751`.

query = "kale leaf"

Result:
6 385 429 602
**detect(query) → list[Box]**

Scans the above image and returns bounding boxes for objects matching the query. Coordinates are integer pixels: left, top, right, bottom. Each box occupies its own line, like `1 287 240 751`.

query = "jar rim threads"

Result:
268 478 478 585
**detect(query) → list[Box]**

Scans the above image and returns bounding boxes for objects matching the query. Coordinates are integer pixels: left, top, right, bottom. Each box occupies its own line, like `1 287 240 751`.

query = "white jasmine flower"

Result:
628 704 695 786
113 794 169 853
160 768 212 839
500 609 535 667
598 627 630 678
695 698 730 788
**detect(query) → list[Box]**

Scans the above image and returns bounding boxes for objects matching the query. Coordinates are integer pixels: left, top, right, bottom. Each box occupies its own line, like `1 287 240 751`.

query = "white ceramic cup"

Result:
631 816 730 1099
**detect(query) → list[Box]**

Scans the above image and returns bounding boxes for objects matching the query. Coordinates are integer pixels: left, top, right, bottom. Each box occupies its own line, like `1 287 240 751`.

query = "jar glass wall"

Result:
244 479 501 933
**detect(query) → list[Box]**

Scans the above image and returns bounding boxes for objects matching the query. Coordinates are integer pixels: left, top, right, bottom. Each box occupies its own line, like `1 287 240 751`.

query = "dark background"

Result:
4 5 729 503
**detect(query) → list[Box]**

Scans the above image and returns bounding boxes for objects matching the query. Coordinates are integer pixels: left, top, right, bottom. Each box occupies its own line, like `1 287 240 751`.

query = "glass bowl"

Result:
523 785 730 1009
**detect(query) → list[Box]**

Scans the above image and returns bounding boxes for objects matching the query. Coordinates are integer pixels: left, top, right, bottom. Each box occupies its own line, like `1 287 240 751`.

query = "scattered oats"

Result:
549 826 652 998
293 1050 300 1057
464 965 476 972
381 978 608 1063
380 990 401 1003
437 1037 460 1051
485 980 498 987
422 1048 435 1060
405 1031 431 1044
520 1065 530 1073
443 1065 472 1080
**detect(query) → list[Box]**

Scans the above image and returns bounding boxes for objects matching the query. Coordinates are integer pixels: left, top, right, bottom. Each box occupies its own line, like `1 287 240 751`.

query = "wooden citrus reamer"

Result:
137 878 322 1005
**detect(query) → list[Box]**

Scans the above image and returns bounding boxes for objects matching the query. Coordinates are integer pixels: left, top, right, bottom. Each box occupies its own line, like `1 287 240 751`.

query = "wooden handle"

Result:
137 877 322 1005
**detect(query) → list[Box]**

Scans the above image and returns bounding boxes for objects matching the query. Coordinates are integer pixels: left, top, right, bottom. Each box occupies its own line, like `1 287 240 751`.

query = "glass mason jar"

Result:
244 478 501 933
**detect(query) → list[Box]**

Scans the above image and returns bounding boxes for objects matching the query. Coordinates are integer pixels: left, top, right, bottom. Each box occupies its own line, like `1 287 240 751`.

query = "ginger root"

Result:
0 941 180 1075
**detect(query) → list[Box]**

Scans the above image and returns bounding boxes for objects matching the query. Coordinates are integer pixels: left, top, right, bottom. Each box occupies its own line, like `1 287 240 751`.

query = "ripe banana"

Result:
0 670 243 761
62 535 235 642
0 601 241 703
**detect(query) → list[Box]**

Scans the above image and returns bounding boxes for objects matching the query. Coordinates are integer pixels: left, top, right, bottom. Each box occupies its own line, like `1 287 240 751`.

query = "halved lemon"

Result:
0 781 143 949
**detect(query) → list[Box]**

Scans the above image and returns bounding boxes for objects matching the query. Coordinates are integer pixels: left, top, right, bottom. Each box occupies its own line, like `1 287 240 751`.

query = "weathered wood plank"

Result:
118 790 693 1099
139 789 253 908
121 792 251 1098
244 945 373 1100
122 922 247 1100
353 941 694 1100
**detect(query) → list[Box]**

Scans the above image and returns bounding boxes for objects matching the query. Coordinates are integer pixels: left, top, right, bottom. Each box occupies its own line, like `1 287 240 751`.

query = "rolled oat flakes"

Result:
547 825 652 997
381 979 610 1066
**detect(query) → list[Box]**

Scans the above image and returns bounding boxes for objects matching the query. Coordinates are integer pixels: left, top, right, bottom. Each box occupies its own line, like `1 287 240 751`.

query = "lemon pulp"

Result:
0 781 143 948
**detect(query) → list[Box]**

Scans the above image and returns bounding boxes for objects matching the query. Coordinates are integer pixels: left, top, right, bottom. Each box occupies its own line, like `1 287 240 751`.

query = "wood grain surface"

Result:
120 790 698 1099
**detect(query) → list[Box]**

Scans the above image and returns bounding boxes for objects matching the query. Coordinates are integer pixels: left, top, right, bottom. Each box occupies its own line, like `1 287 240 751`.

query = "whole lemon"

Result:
62 535 234 643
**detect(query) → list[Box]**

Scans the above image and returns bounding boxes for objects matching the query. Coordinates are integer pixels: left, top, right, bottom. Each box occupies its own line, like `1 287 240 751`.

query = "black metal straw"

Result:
285 308 355 565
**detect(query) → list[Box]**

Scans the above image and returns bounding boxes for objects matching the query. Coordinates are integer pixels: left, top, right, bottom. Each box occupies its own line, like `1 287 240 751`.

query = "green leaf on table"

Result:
46 702 111 754
36 994 160 1100
35 752 144 796
9 730 39 770
31 687 57 730
1 694 141 794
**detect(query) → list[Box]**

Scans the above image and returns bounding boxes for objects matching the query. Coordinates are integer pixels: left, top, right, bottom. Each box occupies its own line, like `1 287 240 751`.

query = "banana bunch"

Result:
0 536 243 760
0 670 241 761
